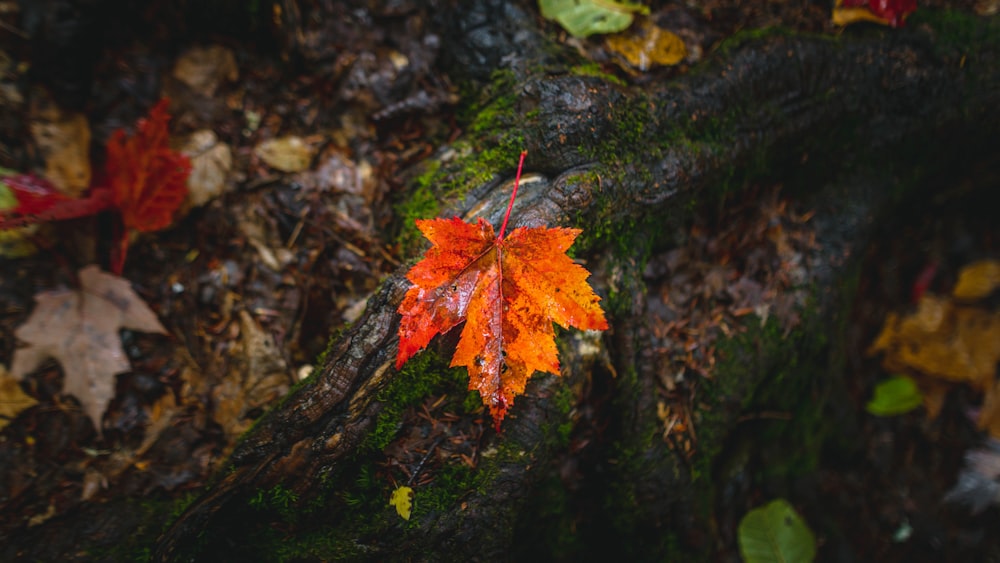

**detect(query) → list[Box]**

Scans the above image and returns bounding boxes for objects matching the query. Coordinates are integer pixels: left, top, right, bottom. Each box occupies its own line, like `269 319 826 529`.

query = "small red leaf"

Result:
105 99 192 233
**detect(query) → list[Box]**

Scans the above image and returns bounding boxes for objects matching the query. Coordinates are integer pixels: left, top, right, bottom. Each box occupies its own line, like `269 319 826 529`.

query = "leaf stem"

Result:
496 150 527 243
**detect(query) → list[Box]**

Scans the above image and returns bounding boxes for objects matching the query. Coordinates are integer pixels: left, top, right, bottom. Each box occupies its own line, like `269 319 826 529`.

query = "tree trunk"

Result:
150 5 1000 561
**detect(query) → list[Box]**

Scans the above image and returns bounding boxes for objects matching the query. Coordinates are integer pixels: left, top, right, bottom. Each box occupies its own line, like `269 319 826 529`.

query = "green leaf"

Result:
538 0 649 38
738 499 816 563
866 374 923 416
0 183 15 210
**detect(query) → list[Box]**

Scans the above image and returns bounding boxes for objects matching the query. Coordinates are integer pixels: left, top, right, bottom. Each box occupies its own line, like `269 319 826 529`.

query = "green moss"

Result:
83 492 202 562
551 383 576 447
364 350 466 452
248 485 300 521
712 26 814 57
394 69 527 256
910 8 1000 60
570 62 626 87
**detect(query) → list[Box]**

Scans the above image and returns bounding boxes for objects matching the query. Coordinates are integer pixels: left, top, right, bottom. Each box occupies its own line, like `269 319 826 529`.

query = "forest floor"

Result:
1 0 998 560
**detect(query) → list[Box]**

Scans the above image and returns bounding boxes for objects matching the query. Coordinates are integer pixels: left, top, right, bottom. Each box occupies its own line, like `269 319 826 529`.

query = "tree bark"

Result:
148 6 1000 561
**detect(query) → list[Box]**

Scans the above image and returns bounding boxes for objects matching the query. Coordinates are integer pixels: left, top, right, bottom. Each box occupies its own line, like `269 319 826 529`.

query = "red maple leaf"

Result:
2 99 192 273
105 98 191 233
396 152 609 427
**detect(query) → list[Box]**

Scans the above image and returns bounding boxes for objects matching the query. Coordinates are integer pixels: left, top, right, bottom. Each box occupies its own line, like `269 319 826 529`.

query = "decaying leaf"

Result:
254 136 316 173
28 94 92 196
0 366 38 431
539 0 649 38
952 259 1000 300
397 217 608 426
868 295 1000 389
10 265 168 434
105 98 192 234
172 44 238 98
211 310 291 443
181 129 234 207
389 485 414 520
605 20 686 71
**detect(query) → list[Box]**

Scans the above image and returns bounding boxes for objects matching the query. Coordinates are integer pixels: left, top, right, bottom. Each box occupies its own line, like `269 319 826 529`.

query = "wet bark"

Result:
148 6 1000 561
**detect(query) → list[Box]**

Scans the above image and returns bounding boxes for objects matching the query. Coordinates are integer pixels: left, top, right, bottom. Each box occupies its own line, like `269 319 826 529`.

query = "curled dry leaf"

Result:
10 265 167 434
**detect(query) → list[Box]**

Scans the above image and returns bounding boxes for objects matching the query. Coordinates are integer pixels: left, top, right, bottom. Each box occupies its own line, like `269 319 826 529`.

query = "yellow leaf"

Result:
868 295 1000 390
605 20 686 72
0 367 38 431
953 259 1000 300
832 6 890 26
389 486 414 520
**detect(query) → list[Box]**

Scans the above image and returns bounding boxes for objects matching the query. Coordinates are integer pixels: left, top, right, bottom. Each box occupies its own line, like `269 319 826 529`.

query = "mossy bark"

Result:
153 8 1000 562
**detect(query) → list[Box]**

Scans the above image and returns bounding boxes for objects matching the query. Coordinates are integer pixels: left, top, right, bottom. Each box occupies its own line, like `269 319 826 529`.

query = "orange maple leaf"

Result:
105 98 191 233
396 214 608 426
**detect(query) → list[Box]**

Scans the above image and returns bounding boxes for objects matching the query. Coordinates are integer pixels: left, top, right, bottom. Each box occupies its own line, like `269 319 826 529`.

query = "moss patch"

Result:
394 70 527 256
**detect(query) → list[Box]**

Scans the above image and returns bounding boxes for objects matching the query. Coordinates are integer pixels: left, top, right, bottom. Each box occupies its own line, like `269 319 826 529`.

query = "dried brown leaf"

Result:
10 265 167 433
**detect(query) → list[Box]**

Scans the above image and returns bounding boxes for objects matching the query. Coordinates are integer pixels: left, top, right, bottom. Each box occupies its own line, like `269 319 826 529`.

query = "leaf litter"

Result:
0 2 442 534
643 185 820 456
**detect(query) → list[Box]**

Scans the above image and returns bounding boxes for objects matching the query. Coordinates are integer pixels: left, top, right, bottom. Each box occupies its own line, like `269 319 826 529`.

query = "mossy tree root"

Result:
155 12 1000 561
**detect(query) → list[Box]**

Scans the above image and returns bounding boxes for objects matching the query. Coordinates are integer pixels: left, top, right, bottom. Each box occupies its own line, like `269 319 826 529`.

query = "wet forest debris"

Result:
645 186 819 450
